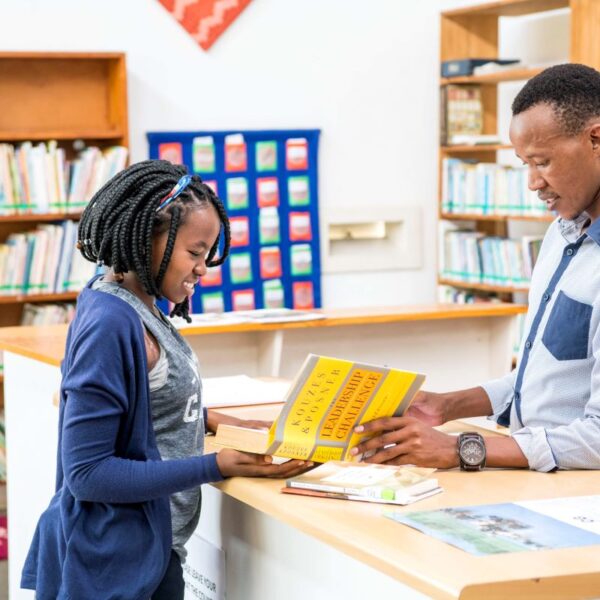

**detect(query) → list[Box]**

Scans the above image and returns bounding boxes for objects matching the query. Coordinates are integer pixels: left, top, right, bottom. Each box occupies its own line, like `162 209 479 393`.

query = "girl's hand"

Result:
216 448 312 479
350 416 459 469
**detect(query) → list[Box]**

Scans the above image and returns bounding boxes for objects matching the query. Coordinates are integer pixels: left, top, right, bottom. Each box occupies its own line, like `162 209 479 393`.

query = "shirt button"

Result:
566 248 574 256
543 293 550 301
525 340 532 349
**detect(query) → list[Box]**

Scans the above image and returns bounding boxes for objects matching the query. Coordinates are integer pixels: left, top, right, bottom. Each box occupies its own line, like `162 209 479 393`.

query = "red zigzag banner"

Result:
158 0 253 51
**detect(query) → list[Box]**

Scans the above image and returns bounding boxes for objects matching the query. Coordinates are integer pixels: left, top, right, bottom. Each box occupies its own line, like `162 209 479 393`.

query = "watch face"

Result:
461 439 485 465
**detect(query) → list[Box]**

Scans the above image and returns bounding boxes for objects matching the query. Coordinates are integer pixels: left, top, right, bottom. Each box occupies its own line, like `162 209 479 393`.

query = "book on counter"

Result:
283 461 441 506
212 353 425 462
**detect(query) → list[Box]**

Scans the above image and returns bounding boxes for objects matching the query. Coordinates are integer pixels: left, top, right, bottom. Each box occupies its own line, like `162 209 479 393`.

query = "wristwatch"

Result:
457 432 486 471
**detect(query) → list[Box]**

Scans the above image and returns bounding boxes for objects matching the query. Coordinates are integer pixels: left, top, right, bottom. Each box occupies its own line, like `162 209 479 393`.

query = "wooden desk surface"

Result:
209 406 600 600
0 303 525 368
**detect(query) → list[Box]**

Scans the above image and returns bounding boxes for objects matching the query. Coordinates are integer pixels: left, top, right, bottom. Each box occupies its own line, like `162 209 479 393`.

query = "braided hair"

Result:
78 159 230 322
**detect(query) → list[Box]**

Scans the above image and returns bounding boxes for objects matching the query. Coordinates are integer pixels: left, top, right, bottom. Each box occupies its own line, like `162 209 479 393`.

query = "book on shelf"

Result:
441 158 548 217
0 220 97 296
21 302 76 326
440 84 483 146
212 354 425 462
445 134 501 146
0 141 127 215
283 461 441 506
441 58 520 78
439 223 543 289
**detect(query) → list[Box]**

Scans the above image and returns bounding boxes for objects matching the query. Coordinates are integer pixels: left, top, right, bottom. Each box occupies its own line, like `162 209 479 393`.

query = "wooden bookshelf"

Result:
0 52 128 148
441 144 513 153
441 212 555 222
0 212 83 224
438 278 530 294
438 0 600 303
442 0 569 18
0 292 79 305
0 52 128 327
440 67 545 85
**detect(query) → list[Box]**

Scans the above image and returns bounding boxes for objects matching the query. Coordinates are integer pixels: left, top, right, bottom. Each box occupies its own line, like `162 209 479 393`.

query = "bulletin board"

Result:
147 129 321 313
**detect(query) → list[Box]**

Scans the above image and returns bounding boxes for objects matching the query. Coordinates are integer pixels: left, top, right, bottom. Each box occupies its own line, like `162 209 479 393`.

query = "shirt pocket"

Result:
542 290 592 361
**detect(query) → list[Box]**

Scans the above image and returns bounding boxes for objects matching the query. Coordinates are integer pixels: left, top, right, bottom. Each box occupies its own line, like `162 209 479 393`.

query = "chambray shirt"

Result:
482 213 600 472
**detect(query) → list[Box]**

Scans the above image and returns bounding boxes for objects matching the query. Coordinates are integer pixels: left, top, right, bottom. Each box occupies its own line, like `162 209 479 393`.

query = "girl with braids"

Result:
21 160 308 600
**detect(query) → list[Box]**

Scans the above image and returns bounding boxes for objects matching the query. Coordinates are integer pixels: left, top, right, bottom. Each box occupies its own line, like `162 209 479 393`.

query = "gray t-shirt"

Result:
92 279 205 561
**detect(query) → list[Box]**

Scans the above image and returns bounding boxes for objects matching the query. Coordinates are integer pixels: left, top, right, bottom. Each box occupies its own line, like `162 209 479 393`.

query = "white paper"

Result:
183 533 225 600
517 495 600 535
202 375 290 408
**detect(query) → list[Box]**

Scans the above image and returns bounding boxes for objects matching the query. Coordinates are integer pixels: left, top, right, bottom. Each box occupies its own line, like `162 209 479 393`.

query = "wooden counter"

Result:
0 303 525 387
200 406 600 599
2 304 542 599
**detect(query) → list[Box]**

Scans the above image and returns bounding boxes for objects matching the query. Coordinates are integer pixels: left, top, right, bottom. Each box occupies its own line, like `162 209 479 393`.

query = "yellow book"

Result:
212 354 425 462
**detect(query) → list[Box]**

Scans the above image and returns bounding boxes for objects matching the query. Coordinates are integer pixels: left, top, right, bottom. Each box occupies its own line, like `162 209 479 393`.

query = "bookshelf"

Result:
438 0 600 302
0 52 129 413
0 52 128 328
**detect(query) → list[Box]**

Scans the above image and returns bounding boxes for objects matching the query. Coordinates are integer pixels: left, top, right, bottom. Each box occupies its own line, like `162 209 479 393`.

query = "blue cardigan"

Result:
21 284 223 600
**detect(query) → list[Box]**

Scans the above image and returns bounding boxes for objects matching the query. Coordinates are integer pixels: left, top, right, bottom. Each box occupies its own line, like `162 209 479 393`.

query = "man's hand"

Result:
216 448 312 479
406 391 447 426
350 416 459 469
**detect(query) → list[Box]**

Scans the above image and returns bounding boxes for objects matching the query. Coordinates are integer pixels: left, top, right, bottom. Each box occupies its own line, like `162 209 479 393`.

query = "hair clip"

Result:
156 174 193 212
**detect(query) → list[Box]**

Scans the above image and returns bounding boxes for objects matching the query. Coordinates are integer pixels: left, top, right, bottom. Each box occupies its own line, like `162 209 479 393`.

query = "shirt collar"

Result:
586 217 600 246
559 212 592 244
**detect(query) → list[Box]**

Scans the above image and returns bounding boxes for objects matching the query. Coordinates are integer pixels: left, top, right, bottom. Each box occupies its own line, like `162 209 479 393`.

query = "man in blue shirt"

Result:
352 63 600 472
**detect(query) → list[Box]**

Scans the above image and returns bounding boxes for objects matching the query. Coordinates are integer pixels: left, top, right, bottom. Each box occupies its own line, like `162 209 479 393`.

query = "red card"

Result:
260 247 282 278
286 138 308 170
200 265 222 287
230 216 250 247
232 289 255 311
256 177 279 207
289 212 312 241
225 135 247 172
158 142 183 164
293 281 314 309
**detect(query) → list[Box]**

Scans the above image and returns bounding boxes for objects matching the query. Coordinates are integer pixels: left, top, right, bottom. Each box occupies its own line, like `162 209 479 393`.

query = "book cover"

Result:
281 484 442 506
386 497 600 556
285 461 438 502
213 354 425 462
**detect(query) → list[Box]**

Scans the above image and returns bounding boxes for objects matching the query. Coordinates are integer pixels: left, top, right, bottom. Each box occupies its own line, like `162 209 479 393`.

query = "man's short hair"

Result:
512 63 600 135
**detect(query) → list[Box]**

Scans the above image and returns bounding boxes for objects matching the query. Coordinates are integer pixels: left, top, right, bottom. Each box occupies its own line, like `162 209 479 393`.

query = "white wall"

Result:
0 1 571 308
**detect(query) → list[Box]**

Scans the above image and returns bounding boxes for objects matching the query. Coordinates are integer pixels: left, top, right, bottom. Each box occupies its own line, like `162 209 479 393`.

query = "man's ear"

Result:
590 122 600 153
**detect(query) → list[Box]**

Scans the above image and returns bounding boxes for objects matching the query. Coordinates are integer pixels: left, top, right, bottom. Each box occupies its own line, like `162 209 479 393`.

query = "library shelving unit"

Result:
438 0 600 300
0 52 129 391
0 52 128 328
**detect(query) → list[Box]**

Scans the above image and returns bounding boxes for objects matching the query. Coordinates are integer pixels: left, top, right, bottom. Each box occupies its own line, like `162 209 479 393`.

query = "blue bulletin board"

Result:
147 129 321 314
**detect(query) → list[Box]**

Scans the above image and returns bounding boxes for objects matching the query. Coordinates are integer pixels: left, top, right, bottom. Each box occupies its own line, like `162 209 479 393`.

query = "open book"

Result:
283 461 441 505
212 354 425 462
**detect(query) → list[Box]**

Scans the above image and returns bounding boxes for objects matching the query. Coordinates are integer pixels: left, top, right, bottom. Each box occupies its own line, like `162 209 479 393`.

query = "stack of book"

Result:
21 302 76 326
440 229 543 289
0 220 96 296
440 85 483 145
0 142 128 215
442 158 547 216
283 461 441 506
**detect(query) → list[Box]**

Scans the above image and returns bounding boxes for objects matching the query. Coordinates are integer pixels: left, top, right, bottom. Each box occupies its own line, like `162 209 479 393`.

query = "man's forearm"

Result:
485 436 529 468
442 386 494 422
